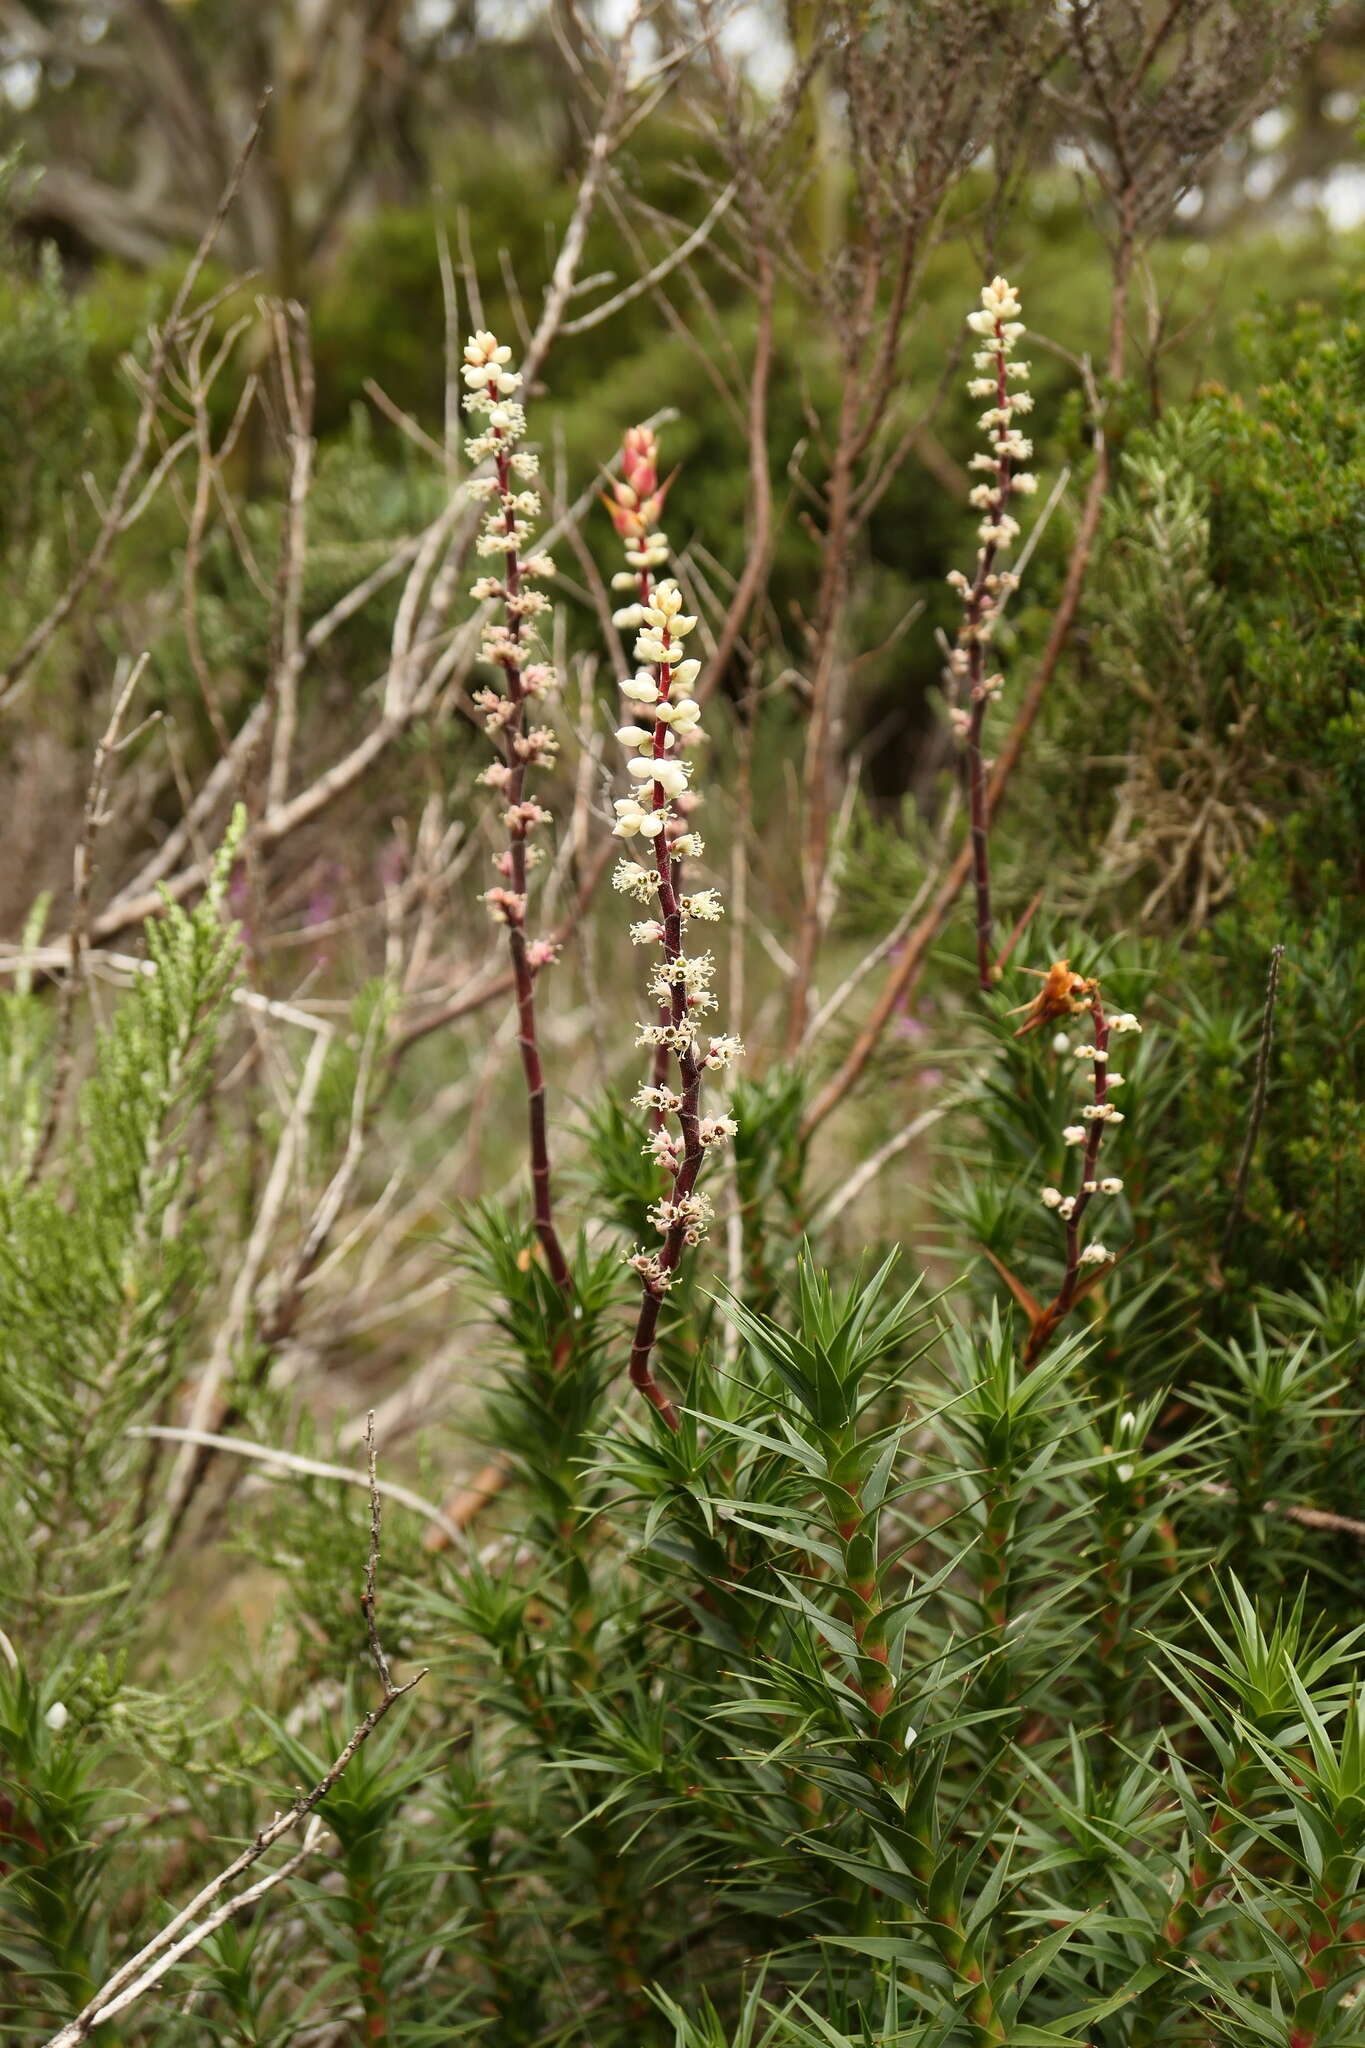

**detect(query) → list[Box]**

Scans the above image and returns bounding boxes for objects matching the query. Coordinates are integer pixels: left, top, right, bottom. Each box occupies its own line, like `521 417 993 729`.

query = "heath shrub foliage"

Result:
3 12 1365 2041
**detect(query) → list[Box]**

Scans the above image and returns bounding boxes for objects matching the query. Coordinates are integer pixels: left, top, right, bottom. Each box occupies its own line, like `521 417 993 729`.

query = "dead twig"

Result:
0 101 267 708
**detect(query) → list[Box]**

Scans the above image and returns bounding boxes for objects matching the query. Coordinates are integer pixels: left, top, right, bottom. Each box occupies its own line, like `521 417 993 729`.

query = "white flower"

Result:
613 604 645 629
1011 472 1038 496
656 697 700 731
703 1033 744 1070
1106 1073 1125 1089
45 1701 69 1732
1051 1032 1071 1055
1079 1242 1110 1266
627 755 689 799
616 724 653 749
1109 1012 1143 1034
613 859 660 901
966 308 999 336
1062 1125 1086 1146
671 658 701 690
1058 1195 1077 1220
621 674 660 705
1100 1178 1124 1194
683 890 723 920
629 921 664 946
967 377 997 398
634 1083 681 1114
982 276 1021 317
612 798 664 840
1040 1186 1064 1209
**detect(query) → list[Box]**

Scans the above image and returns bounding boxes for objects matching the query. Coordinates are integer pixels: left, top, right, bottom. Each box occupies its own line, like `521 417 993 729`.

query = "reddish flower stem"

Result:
491 430 570 1292
961 316 1015 993
1024 994 1112 1369
639 562 672 1123
624 621 703 1432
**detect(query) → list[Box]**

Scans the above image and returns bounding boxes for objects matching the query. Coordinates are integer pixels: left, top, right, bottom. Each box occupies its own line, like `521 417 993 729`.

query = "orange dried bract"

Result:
1007 958 1097 1038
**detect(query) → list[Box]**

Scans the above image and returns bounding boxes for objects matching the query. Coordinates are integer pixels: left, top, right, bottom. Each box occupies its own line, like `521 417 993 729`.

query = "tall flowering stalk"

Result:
946 277 1038 992
604 429 741 1426
1019 963 1142 1367
604 430 677 1126
462 331 570 1290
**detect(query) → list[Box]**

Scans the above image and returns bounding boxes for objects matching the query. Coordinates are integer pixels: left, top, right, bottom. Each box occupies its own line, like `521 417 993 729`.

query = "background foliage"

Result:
1 4 1365 2044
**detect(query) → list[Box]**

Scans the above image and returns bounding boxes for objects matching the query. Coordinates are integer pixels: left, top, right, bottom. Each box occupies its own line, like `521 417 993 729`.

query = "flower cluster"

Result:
945 277 1039 991
462 331 560 934
462 330 568 1286
604 428 740 1419
1038 991 1142 1271
944 276 1036 728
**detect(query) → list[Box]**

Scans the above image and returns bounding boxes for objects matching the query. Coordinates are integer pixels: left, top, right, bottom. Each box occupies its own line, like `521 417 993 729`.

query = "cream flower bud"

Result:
621 674 660 704
671 658 701 690
1079 1242 1110 1266
616 725 653 748
1062 1125 1086 1146
1100 1178 1124 1194
1040 1186 1064 1209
